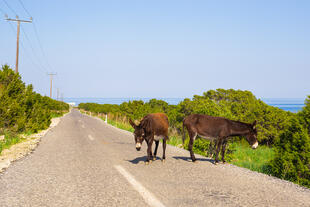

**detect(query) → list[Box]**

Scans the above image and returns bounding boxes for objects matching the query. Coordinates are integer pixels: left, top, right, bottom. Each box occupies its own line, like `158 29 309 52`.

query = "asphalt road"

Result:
1 109 309 207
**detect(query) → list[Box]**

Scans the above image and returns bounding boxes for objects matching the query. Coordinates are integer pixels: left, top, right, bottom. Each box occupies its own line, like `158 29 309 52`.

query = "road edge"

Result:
0 110 72 173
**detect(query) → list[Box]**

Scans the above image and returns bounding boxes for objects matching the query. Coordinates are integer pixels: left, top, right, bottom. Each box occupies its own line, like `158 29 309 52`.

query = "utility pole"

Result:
48 73 57 98
5 15 32 73
57 88 59 100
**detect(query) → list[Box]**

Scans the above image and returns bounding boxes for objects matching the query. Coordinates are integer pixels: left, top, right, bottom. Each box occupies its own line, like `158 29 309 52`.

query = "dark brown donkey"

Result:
183 114 258 164
129 113 169 164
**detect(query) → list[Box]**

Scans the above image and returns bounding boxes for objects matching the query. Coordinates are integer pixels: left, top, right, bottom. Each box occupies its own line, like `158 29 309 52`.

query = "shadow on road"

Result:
127 156 148 164
172 156 214 164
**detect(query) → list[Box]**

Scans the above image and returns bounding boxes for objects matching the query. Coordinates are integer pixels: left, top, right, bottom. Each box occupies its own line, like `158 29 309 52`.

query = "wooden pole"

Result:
5 16 32 73
48 73 57 98
15 21 20 73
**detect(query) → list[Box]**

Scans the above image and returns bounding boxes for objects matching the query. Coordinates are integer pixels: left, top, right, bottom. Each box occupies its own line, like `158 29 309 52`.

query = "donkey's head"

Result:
245 120 258 149
129 119 145 151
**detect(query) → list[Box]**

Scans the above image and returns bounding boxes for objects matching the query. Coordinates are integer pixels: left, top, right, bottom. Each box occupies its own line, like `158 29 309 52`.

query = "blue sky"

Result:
0 0 309 99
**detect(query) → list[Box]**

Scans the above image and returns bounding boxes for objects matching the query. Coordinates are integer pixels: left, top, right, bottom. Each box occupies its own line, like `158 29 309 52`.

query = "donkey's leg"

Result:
188 131 197 162
207 140 212 157
221 140 228 163
214 139 223 164
145 139 153 158
207 140 216 158
146 139 153 164
153 140 159 161
162 138 167 161
211 140 217 158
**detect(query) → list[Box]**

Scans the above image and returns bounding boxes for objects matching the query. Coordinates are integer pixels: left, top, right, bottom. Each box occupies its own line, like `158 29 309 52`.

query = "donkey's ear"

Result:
129 119 136 128
252 120 257 129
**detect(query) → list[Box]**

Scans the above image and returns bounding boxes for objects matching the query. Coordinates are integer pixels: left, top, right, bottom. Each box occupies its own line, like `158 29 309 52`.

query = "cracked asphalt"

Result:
0 109 309 207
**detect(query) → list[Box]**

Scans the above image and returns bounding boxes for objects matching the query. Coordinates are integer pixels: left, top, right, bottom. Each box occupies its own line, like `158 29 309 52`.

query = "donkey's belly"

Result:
154 135 164 141
198 134 217 141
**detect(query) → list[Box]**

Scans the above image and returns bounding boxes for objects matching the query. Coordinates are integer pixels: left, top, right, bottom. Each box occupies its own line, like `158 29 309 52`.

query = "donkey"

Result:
129 113 169 164
182 114 258 164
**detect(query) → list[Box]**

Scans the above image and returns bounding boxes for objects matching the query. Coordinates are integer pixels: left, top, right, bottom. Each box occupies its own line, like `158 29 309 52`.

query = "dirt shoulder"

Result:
0 113 68 173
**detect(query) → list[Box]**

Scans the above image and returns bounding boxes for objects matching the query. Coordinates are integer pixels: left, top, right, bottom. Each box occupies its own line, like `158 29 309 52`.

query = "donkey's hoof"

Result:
161 159 165 163
153 157 156 161
145 161 149 165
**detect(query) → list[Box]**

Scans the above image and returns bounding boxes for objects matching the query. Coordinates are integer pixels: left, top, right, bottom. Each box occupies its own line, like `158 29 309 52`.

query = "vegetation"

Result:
269 118 310 187
0 132 20 154
299 96 310 135
79 89 310 188
79 89 294 145
230 141 275 174
0 65 69 153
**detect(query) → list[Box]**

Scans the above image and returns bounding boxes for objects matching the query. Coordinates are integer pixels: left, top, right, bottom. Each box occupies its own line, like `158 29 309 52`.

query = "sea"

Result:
64 98 305 113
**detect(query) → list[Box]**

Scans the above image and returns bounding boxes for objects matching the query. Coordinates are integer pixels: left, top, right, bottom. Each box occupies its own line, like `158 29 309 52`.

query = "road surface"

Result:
1 109 309 206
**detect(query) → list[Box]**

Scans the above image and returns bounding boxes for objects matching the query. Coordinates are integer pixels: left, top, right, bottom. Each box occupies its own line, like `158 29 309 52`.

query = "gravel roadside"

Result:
0 113 69 173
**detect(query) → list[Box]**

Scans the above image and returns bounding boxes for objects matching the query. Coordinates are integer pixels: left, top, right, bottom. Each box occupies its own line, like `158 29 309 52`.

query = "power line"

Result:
17 0 31 17
0 6 6 16
15 0 47 72
1 3 16 33
16 0 54 72
2 1 52 97
20 24 48 72
3 12 46 74
6 16 32 73
2 0 56 95
32 22 53 71
2 0 17 15
6 18 17 33
19 41 47 74
6 0 52 74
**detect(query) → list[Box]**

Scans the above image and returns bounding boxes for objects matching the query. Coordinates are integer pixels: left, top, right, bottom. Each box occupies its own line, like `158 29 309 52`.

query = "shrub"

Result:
299 95 310 135
269 118 310 187
0 65 69 134
79 89 295 145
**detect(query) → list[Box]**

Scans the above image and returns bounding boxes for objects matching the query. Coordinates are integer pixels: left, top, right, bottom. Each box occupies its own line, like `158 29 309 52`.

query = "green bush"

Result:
269 118 310 187
79 89 294 146
299 96 310 135
0 65 69 134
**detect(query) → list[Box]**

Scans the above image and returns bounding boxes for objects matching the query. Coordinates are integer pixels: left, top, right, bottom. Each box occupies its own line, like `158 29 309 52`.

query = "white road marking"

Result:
114 165 166 207
88 135 94 141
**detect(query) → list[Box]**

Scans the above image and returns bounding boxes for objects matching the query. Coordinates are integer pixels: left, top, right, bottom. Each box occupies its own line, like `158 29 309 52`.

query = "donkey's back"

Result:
141 113 169 136
183 114 231 138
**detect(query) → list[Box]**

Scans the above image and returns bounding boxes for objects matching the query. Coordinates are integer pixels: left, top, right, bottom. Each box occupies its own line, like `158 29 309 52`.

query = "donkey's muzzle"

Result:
136 143 141 151
251 141 258 149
